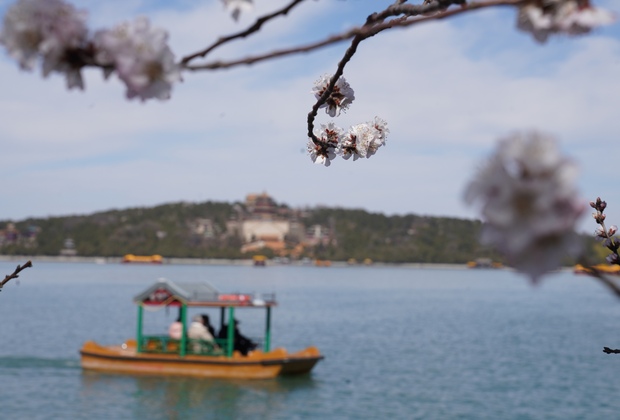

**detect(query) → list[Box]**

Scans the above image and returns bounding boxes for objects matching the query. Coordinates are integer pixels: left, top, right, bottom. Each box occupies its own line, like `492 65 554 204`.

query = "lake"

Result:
1 261 620 419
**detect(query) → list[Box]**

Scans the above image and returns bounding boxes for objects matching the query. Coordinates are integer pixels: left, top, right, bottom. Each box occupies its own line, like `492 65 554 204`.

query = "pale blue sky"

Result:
1 0 620 234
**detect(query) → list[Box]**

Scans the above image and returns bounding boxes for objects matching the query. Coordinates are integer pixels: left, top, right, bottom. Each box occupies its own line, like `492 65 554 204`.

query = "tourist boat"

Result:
252 255 267 266
574 263 620 275
466 258 503 269
80 279 323 379
122 254 163 264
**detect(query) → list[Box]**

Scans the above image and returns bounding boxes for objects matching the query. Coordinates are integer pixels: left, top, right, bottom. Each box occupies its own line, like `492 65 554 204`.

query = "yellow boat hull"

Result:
80 340 323 379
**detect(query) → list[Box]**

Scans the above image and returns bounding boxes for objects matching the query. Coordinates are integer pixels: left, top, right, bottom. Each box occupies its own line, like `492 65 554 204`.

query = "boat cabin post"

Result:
264 306 271 352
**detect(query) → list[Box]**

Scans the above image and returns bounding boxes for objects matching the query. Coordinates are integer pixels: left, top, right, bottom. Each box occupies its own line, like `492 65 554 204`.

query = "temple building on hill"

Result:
227 192 304 255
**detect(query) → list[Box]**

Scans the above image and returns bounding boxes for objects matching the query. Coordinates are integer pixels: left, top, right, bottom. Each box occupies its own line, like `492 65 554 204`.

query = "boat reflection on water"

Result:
79 370 317 417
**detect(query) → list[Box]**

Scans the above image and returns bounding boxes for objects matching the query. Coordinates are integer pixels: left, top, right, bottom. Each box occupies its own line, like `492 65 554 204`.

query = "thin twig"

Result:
181 0 308 65
184 0 522 72
0 260 32 291
587 267 620 299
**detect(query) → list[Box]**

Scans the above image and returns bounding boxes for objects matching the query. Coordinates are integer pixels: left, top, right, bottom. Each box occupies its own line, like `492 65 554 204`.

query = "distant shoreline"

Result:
0 254 470 269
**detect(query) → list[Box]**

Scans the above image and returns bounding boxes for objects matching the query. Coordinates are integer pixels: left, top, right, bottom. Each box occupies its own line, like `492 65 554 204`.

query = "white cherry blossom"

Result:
464 132 584 282
312 74 355 117
307 122 344 167
0 0 88 88
93 17 181 101
517 0 614 43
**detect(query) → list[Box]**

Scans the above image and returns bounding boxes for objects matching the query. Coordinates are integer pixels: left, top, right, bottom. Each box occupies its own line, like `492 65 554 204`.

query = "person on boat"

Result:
218 318 257 356
188 314 217 353
168 316 183 340
201 314 216 337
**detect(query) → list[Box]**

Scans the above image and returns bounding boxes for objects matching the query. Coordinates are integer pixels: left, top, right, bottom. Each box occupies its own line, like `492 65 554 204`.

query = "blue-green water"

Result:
1 262 620 419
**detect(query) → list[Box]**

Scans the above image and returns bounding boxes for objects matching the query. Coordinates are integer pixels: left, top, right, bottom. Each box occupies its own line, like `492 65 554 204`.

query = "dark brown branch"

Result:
306 0 522 143
1 260 32 291
184 0 522 72
181 0 308 65
180 0 523 143
581 265 620 298
584 267 620 354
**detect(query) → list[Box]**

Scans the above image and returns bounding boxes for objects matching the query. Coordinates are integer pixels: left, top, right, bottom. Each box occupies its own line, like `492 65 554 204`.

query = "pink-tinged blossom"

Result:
517 0 614 43
464 132 585 282
222 0 253 21
339 117 389 160
307 122 343 167
312 74 355 117
93 17 181 101
0 0 88 89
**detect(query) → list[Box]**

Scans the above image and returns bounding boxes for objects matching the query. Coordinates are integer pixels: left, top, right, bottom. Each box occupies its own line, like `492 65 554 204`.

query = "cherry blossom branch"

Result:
2 0 610 104
591 197 620 264
181 0 308 65
184 0 523 73
583 197 620 353
305 0 523 144
0 260 32 291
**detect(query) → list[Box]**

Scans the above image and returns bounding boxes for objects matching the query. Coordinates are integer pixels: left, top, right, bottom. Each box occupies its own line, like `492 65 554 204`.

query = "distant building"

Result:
227 192 304 255
60 238 77 256
0 223 40 248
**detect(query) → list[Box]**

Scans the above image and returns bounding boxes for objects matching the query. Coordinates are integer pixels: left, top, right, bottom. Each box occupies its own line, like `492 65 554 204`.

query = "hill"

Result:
0 199 604 265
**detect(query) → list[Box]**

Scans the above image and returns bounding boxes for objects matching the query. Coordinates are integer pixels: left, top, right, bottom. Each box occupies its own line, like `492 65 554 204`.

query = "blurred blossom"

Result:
0 0 88 88
93 17 181 101
312 75 355 117
222 0 254 21
517 0 614 43
307 122 343 167
464 132 584 282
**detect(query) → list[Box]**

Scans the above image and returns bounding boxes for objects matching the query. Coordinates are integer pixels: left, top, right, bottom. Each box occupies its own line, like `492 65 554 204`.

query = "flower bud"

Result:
609 225 618 236
593 213 606 223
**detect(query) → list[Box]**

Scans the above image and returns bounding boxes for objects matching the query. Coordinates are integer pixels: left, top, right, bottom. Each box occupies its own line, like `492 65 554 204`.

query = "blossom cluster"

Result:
312 74 356 118
308 75 389 166
517 0 614 43
0 0 181 101
464 132 584 282
307 117 389 167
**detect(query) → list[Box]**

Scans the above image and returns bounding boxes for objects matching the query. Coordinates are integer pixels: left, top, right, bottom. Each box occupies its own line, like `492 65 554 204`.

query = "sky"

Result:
1 0 620 234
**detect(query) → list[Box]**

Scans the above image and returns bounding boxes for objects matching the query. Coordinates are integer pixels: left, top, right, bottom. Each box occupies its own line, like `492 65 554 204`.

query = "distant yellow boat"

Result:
252 255 267 266
466 258 503 269
122 254 163 264
574 264 620 275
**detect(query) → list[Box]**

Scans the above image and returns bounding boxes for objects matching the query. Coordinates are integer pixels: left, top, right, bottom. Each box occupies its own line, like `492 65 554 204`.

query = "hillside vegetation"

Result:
0 200 603 265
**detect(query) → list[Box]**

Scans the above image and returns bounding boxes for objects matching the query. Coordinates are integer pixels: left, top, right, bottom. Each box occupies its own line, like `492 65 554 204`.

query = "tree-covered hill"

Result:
0 200 604 265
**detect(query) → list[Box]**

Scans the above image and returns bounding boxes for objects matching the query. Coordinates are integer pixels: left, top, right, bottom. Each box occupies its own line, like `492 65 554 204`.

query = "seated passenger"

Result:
201 314 216 337
188 314 216 353
218 319 257 356
168 316 183 340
